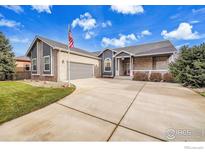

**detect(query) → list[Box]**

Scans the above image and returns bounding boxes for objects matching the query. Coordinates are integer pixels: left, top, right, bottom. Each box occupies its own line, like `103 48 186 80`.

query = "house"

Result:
15 56 31 72
26 35 177 82
26 36 101 82
98 40 177 78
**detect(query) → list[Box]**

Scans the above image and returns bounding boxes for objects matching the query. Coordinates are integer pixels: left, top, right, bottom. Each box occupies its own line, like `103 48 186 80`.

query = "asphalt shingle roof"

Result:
113 40 177 56
36 35 97 57
15 56 31 61
30 36 176 58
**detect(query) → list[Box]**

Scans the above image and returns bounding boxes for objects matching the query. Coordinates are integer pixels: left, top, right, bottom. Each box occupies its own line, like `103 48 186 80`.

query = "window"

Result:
104 58 112 72
25 64 30 71
32 58 37 71
44 56 50 71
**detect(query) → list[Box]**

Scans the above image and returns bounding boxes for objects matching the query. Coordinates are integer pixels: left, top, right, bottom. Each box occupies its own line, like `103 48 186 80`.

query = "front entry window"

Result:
104 58 111 72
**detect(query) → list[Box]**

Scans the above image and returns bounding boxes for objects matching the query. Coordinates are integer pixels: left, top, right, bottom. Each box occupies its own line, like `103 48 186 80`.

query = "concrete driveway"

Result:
0 78 205 141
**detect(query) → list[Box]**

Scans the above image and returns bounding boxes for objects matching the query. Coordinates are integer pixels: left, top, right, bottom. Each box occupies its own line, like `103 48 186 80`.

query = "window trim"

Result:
43 55 50 72
104 58 112 72
32 58 37 71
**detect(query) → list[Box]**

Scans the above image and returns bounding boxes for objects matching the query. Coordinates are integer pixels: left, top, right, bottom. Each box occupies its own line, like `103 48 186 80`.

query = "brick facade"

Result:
133 56 169 70
133 57 153 70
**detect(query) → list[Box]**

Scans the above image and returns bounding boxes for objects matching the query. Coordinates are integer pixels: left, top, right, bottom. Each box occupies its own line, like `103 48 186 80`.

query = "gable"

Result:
103 49 113 58
30 42 37 58
115 52 130 57
26 37 54 57
43 42 51 56
98 48 116 57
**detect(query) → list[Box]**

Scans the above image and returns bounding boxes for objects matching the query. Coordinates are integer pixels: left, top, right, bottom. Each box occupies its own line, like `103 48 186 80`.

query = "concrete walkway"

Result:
0 78 205 141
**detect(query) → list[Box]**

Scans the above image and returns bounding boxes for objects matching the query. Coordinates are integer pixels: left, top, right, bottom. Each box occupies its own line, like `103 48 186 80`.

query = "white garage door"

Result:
70 62 94 80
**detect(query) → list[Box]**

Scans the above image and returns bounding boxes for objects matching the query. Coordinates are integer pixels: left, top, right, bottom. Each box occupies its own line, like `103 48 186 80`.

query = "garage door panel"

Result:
70 62 94 80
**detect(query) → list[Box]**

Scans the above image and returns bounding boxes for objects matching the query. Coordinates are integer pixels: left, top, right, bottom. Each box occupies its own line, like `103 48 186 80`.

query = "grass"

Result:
201 92 205 97
0 81 75 124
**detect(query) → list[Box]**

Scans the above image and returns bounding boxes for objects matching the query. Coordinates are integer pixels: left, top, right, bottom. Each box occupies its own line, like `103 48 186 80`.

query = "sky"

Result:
0 5 205 56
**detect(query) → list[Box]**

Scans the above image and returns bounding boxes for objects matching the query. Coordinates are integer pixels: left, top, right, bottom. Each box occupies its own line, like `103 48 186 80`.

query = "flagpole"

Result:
68 25 71 87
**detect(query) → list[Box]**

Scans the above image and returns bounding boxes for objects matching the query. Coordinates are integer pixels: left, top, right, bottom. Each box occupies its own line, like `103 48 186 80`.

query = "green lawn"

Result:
201 92 205 97
0 81 75 124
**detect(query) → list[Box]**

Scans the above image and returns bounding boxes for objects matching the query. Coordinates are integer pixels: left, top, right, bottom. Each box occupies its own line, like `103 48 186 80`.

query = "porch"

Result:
115 55 170 79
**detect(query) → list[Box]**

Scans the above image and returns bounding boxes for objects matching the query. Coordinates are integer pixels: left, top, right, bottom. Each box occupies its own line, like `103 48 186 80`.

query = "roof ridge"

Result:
36 35 67 46
112 40 171 50
36 35 93 53
35 35 99 57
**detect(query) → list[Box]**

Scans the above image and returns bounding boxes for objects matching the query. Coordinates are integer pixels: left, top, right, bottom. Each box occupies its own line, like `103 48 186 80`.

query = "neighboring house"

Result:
15 56 31 72
26 35 177 82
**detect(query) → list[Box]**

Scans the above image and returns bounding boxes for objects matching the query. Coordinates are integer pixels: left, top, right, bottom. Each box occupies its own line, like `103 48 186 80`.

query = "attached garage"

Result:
69 62 94 80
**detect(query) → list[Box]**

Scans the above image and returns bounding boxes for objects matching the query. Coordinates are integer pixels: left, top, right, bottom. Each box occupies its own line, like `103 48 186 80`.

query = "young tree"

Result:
0 32 16 80
169 44 205 88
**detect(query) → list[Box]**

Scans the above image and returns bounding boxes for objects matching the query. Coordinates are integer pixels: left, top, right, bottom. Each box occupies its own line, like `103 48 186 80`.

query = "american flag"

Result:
68 26 74 48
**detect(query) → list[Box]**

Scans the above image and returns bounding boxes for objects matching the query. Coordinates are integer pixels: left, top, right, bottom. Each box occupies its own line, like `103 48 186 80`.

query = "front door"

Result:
124 63 130 76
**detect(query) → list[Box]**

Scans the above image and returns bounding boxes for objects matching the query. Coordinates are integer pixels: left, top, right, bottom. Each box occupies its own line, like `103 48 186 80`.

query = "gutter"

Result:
133 51 175 57
53 47 101 60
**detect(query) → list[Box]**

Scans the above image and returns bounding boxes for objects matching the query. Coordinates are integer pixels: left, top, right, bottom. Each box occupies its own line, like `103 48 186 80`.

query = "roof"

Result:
113 40 177 57
15 56 31 61
91 51 101 56
26 36 176 59
26 35 98 58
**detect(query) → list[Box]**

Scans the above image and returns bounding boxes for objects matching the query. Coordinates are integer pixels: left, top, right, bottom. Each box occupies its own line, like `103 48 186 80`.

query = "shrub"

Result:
150 72 162 82
0 32 16 80
169 44 205 88
0 72 5 81
5 73 15 80
163 73 174 82
133 71 149 81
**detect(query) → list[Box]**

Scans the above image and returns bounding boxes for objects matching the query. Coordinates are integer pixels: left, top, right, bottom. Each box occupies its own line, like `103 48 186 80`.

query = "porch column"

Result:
117 58 120 76
130 56 133 77
115 57 118 76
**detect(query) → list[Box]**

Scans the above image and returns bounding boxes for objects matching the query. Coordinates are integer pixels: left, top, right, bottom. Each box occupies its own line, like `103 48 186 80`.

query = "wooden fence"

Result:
15 71 31 80
0 71 31 81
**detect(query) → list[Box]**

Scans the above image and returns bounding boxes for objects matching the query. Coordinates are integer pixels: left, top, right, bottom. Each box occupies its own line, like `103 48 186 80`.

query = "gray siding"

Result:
42 42 51 74
31 43 37 58
43 42 51 56
29 40 54 76
99 49 115 77
31 42 37 74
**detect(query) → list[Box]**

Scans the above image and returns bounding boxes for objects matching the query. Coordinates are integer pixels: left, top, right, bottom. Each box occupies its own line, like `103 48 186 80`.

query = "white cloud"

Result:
2 5 23 13
72 12 96 31
111 5 144 15
31 5 52 14
85 31 95 40
192 8 205 14
161 22 200 40
141 30 152 36
101 33 137 47
0 15 21 28
137 30 152 39
102 20 112 28
190 20 200 24
10 37 29 43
